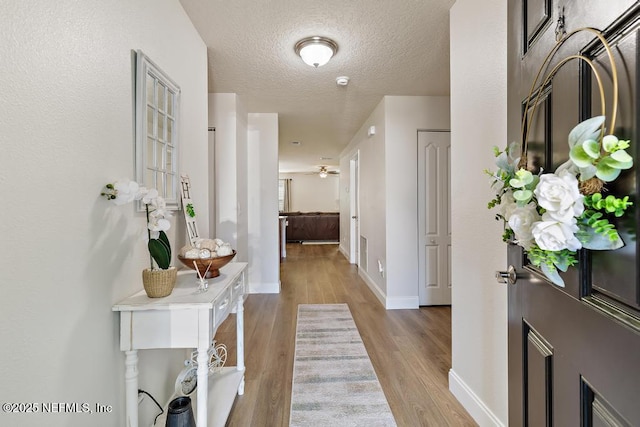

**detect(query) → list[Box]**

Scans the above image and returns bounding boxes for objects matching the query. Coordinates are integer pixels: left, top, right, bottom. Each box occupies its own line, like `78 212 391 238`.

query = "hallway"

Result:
216 244 476 426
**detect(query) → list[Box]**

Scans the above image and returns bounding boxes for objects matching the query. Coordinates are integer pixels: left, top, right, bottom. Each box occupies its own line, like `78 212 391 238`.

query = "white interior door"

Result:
349 151 359 265
418 131 451 305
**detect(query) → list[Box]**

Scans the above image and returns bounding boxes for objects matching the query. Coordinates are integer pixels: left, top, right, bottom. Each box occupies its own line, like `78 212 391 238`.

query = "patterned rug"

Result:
290 304 397 426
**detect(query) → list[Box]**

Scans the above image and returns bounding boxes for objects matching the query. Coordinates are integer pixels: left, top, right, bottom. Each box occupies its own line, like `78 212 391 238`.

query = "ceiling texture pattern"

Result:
179 0 455 173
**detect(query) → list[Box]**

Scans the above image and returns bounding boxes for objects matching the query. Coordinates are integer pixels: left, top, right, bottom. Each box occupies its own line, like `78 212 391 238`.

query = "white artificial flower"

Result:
142 188 159 205
531 214 582 251
135 186 150 200
111 179 140 205
534 170 584 223
148 216 171 233
507 203 541 250
499 191 518 221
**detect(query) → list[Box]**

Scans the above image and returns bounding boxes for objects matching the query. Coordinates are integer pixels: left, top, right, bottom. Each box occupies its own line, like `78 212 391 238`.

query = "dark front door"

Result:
507 1 640 426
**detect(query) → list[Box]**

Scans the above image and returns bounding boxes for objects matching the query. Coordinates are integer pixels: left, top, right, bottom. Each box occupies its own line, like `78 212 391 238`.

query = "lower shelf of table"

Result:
154 367 245 427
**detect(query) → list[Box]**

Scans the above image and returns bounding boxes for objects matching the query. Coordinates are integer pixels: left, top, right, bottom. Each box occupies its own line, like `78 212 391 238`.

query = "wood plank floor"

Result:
215 243 477 426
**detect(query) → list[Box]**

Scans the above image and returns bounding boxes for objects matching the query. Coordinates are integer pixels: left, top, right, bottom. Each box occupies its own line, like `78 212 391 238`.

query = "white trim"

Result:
339 244 349 260
385 296 418 310
248 281 280 294
358 269 419 309
448 369 505 427
358 268 387 307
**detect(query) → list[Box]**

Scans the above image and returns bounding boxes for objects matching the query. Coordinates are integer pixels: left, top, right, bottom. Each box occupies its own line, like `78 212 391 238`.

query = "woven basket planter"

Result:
142 267 177 298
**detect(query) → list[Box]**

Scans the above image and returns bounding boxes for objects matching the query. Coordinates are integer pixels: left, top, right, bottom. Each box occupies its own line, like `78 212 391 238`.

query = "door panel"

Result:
507 1 640 426
524 324 553 427
418 131 451 305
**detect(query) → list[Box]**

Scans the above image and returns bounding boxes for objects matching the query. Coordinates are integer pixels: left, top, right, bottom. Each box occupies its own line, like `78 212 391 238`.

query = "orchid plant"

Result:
101 179 173 270
487 116 633 286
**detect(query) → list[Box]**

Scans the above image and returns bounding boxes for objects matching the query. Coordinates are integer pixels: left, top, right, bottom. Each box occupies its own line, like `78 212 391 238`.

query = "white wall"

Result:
248 113 280 293
339 96 449 309
449 0 508 425
209 93 250 261
0 1 208 426
236 97 249 263
384 96 450 308
340 99 387 299
279 173 340 212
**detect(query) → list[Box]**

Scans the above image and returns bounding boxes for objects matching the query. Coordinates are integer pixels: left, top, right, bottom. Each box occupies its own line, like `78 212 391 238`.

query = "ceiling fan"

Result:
309 166 339 178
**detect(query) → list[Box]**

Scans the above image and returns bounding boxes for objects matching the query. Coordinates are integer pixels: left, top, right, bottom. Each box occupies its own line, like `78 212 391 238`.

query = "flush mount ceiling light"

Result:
294 36 338 68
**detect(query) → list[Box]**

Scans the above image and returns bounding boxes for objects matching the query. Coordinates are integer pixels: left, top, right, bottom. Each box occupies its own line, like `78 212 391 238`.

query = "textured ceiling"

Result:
179 0 455 173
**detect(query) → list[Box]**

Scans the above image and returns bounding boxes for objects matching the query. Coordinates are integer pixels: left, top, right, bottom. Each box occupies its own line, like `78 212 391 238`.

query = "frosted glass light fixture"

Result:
295 36 338 68
319 166 328 178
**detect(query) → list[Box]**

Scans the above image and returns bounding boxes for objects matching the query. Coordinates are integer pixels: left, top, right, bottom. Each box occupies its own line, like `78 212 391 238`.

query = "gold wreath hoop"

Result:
519 27 619 172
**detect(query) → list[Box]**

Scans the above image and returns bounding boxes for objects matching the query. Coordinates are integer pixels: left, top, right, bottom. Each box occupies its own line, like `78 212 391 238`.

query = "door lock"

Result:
495 265 518 285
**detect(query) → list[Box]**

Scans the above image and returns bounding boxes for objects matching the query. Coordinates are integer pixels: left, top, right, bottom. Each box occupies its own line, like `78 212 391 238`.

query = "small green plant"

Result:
186 203 196 218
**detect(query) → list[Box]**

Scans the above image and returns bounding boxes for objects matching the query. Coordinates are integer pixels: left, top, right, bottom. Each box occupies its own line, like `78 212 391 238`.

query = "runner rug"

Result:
290 303 397 426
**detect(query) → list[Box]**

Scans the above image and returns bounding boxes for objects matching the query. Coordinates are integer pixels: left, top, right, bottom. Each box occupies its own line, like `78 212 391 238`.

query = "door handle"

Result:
352 216 358 219
495 265 518 285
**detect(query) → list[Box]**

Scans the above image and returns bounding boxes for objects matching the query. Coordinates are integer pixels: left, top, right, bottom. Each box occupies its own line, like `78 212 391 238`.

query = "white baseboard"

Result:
358 269 387 307
248 281 280 294
449 369 505 427
358 269 419 309
385 296 419 310
338 244 350 261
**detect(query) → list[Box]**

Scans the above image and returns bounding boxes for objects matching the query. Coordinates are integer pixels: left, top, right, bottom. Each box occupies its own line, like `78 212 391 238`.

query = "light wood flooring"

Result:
215 243 477 426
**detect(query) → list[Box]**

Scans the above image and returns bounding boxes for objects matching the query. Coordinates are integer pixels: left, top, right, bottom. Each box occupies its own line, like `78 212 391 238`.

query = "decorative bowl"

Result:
177 250 236 279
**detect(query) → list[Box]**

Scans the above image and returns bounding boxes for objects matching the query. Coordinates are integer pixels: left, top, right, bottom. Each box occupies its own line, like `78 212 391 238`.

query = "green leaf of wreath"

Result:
579 225 624 250
595 159 622 182
540 263 565 287
570 144 596 167
610 149 633 165
568 116 604 148
582 139 600 159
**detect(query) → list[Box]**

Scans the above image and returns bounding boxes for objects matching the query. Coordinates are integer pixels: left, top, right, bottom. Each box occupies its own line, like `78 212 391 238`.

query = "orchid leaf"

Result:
540 263 565 287
158 230 172 260
582 140 600 159
570 144 596 168
148 235 171 269
568 116 605 148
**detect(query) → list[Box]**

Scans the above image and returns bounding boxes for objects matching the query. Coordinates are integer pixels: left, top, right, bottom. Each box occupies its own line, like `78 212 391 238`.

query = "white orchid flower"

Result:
148 216 171 232
142 188 159 205
111 179 140 205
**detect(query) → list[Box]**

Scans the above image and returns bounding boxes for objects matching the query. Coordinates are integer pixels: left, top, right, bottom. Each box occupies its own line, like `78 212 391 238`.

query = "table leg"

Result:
236 297 245 395
196 345 208 427
125 350 138 427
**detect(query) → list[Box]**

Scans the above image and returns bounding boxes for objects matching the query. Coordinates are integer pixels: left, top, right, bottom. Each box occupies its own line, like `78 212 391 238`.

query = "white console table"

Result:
112 262 247 427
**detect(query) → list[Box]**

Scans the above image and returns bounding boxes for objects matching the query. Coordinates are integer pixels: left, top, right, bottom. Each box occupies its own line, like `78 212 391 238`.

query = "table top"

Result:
112 262 247 312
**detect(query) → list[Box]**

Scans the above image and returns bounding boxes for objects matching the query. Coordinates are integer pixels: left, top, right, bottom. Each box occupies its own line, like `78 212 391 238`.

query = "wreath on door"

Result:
487 27 634 287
